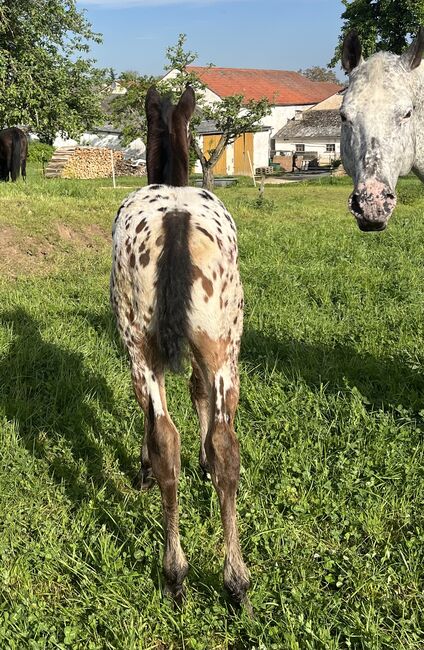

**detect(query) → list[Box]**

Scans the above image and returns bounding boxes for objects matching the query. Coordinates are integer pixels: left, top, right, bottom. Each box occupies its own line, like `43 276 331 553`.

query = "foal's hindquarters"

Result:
111 184 249 605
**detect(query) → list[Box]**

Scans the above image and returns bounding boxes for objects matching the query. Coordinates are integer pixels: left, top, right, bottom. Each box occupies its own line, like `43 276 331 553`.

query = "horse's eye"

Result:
403 109 412 119
340 112 348 123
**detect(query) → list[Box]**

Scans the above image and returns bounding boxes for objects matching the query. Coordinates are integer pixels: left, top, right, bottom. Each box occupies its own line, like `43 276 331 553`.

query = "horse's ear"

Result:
145 86 162 125
400 27 424 71
145 86 164 184
175 86 196 121
342 30 363 73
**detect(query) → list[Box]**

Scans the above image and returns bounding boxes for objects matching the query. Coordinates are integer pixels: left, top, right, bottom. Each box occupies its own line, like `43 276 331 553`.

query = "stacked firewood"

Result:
115 157 147 177
60 147 146 179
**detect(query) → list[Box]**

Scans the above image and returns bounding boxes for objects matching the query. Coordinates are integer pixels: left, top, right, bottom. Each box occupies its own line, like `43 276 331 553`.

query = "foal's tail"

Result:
155 210 193 373
10 129 21 182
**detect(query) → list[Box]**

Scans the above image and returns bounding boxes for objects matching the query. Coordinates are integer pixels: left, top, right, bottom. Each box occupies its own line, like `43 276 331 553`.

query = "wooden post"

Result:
247 151 256 187
259 175 265 200
111 149 116 189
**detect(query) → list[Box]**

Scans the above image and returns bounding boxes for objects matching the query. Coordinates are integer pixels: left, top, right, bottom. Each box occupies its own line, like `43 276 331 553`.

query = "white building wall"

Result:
52 132 146 159
226 141 235 175
253 131 270 169
275 137 341 162
261 104 314 136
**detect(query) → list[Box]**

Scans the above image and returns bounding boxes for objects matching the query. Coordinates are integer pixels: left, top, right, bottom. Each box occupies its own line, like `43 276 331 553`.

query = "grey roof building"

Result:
274 109 341 141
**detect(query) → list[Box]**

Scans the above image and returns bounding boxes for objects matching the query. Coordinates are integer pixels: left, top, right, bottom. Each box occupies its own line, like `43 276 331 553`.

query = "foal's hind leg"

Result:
204 349 250 606
131 364 154 490
130 354 188 601
146 370 188 603
189 358 211 479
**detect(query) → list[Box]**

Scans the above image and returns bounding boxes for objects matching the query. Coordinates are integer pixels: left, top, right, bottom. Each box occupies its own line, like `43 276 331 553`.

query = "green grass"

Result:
0 165 423 649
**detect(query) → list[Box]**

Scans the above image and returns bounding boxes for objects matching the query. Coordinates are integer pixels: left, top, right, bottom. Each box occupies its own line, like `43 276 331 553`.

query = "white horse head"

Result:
341 29 424 231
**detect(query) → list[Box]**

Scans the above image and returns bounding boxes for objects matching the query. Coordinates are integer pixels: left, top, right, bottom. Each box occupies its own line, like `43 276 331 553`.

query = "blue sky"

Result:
77 0 345 77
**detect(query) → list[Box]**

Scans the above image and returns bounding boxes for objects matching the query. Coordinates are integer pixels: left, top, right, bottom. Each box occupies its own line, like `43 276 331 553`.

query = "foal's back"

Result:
111 184 241 357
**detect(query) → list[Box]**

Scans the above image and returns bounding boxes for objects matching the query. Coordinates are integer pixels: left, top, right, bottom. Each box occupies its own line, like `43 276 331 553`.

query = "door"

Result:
203 135 227 175
234 132 254 175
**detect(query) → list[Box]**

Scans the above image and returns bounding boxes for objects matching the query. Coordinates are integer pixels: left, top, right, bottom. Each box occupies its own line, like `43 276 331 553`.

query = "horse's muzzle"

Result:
349 180 396 232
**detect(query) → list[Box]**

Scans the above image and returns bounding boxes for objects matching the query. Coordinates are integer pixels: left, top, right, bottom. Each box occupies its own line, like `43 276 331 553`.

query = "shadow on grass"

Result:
0 307 220 600
83 307 424 413
0 308 137 508
242 328 424 413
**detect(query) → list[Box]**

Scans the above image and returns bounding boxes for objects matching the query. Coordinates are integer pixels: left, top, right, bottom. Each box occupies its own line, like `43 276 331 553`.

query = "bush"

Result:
28 142 54 163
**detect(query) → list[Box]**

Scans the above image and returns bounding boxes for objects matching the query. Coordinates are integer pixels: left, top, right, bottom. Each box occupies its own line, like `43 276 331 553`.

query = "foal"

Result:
110 86 249 605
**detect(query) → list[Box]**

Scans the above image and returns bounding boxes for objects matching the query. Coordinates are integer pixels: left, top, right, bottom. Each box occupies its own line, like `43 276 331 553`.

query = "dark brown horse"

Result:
0 128 28 182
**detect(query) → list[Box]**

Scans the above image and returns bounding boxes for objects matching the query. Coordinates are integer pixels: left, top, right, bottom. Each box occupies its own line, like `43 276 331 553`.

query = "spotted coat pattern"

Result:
111 183 243 415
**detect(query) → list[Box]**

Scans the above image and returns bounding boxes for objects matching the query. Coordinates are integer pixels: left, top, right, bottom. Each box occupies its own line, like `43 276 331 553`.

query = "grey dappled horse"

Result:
340 29 424 231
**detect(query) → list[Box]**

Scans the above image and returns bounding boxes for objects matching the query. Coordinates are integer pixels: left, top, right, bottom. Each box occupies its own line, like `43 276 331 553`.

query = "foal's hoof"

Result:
241 596 254 619
132 466 154 490
224 562 250 611
164 583 186 609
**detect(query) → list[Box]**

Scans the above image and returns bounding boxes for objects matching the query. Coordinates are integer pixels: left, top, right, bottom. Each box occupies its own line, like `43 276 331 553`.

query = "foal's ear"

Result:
175 86 196 121
145 86 162 125
400 27 424 71
342 30 363 73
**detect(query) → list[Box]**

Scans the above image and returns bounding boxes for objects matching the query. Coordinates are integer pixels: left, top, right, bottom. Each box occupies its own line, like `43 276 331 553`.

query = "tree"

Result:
109 71 157 145
331 0 424 67
298 66 340 83
193 95 271 190
0 1 107 142
111 34 271 190
163 34 271 189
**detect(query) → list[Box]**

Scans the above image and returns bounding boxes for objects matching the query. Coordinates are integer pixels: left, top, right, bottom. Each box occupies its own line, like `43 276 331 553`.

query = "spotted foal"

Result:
110 86 249 606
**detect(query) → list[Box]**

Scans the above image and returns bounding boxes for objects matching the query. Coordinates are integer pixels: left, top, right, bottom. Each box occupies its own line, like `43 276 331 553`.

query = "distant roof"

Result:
308 91 344 111
196 119 222 135
195 119 271 135
275 110 341 140
187 66 342 105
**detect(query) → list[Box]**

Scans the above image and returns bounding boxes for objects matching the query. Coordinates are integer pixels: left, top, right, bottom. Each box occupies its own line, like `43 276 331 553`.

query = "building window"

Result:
295 144 305 152
326 144 336 152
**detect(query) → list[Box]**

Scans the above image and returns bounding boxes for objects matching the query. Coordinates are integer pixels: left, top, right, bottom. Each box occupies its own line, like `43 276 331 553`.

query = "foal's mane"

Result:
145 86 195 187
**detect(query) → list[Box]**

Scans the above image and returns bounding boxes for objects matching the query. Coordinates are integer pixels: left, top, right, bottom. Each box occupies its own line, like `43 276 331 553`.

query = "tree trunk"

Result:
202 164 214 191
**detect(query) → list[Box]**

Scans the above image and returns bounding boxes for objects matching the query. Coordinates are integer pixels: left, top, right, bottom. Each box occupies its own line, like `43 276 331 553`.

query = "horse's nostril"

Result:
386 192 396 201
350 193 363 217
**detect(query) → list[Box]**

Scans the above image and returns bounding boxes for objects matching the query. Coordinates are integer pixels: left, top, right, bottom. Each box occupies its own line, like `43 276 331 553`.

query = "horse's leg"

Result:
21 155 27 182
147 369 188 603
198 340 249 606
189 357 211 479
131 362 154 490
208 362 249 605
129 347 188 602
5 144 12 182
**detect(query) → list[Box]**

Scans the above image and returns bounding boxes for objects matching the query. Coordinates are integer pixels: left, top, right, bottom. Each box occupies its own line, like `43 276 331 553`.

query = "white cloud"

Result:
80 0 237 6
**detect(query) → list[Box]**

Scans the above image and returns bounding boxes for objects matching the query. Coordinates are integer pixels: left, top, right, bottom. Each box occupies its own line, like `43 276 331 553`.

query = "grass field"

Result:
0 165 423 649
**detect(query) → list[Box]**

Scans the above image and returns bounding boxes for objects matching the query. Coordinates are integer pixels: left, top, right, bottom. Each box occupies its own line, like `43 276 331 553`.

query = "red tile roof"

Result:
187 66 342 106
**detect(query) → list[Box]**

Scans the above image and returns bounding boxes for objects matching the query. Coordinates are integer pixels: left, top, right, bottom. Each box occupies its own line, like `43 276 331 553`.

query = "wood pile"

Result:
44 146 77 179
45 146 146 179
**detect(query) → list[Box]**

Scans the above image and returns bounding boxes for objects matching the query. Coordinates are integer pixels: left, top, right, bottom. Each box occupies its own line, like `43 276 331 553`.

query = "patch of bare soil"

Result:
56 222 110 250
0 222 111 278
0 225 55 278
